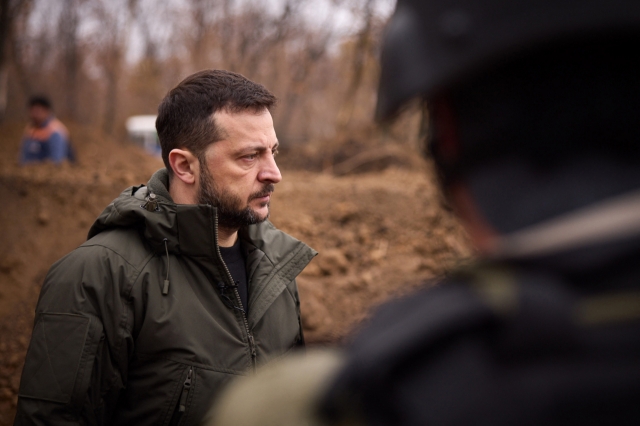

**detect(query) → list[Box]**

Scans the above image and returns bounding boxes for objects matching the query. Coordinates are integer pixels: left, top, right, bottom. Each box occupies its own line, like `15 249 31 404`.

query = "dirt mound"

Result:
272 167 473 342
0 122 473 424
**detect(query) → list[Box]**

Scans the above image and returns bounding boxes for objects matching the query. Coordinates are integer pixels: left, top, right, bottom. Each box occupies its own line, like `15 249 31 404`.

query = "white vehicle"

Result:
125 115 160 155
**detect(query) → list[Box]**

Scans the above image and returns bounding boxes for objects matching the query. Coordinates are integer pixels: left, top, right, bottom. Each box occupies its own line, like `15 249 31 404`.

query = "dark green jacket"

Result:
15 169 317 426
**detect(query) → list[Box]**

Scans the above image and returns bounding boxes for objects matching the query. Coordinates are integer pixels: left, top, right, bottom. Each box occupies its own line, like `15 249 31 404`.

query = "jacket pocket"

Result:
168 365 196 426
19 313 103 407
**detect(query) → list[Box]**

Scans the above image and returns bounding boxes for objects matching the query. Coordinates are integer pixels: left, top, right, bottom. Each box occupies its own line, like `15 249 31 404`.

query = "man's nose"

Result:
258 153 282 184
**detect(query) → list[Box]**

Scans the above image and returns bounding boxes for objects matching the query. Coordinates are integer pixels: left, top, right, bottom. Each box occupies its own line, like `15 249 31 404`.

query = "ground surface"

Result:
0 122 472 424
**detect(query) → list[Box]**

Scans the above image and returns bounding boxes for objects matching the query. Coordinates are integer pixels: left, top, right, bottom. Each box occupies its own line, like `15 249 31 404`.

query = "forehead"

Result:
214 109 276 141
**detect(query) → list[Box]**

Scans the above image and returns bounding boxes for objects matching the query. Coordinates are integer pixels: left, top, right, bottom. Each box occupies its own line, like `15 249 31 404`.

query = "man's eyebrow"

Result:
235 141 279 155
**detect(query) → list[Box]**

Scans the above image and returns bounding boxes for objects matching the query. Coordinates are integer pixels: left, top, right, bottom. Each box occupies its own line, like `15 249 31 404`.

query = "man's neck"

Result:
218 228 239 247
168 175 194 205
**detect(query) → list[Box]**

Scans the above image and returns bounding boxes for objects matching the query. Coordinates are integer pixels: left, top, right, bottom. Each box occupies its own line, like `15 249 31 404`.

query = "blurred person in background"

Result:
20 95 75 164
206 0 640 425
14 70 316 426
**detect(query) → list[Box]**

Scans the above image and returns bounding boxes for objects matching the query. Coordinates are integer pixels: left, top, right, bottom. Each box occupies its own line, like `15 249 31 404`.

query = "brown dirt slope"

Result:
0 122 472 425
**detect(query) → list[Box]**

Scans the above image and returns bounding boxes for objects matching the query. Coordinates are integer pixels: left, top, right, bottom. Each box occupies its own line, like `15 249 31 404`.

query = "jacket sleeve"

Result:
14 245 135 425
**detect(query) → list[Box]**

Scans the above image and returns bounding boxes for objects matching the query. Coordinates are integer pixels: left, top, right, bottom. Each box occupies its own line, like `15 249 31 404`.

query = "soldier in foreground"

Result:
207 0 640 424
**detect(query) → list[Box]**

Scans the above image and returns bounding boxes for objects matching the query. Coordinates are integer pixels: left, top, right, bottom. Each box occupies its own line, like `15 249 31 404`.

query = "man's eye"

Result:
272 148 279 157
245 154 257 160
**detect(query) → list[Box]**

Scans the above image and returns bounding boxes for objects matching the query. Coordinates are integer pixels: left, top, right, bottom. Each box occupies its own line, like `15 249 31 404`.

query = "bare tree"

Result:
124 0 174 116
0 0 11 120
220 0 235 69
186 0 219 70
276 29 333 138
336 0 375 129
88 0 131 135
58 0 82 120
0 0 30 121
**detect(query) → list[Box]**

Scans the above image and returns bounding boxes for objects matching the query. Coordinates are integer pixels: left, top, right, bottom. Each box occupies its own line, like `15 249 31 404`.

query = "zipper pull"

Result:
248 334 257 359
179 367 193 413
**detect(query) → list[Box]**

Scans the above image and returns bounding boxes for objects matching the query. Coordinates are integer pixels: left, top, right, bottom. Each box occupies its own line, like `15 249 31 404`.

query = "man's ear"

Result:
168 148 199 185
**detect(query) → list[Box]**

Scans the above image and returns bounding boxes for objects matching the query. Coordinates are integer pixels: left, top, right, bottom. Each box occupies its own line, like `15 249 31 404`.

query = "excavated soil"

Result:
0 122 473 424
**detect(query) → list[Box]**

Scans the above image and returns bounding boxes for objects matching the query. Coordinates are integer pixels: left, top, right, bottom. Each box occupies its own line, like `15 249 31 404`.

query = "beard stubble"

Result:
197 162 274 230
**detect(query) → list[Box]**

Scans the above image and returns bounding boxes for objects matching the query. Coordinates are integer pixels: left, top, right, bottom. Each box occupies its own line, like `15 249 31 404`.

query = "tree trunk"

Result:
336 0 374 129
102 65 118 135
0 0 11 121
59 0 80 121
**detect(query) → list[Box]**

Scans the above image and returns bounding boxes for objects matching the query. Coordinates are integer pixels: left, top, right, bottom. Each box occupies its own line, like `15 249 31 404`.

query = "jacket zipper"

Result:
214 215 257 370
234 285 257 363
178 367 193 414
169 367 193 426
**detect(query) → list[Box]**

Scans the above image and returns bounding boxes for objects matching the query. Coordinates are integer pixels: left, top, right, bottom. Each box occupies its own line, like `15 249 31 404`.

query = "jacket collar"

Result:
89 168 317 323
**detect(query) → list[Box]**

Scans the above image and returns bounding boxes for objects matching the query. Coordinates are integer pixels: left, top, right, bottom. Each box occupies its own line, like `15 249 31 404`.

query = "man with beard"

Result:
14 70 317 426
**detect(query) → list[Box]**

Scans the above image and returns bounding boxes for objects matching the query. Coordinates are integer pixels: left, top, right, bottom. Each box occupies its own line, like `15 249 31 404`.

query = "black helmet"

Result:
376 0 640 121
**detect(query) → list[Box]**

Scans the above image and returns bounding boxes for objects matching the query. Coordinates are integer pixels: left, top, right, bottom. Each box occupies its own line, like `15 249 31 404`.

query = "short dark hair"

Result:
156 69 277 173
28 95 52 110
